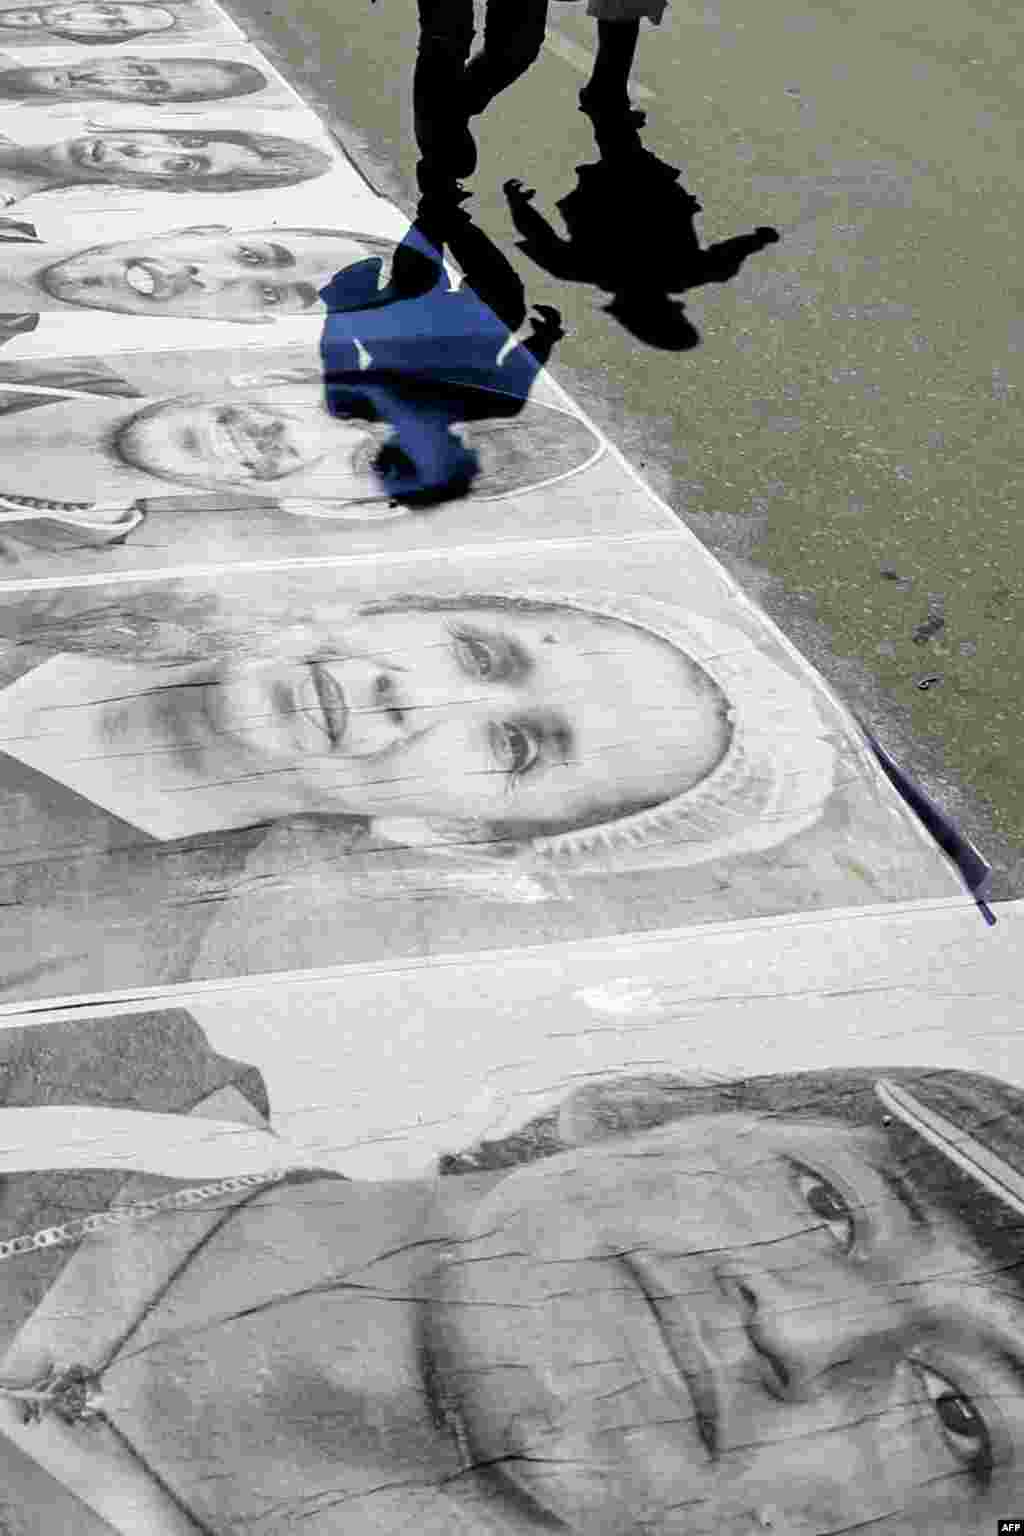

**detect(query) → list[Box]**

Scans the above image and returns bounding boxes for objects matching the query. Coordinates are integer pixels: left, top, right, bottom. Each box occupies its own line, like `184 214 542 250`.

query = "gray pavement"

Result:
223 0 1024 898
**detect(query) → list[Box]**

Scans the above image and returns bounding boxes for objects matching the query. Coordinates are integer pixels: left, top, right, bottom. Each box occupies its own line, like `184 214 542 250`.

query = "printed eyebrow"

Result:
998 1348 1024 1395
873 1162 931 1228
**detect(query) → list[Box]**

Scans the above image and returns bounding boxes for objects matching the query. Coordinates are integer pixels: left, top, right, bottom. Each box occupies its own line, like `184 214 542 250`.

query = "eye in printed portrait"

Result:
0 1008 1020 1536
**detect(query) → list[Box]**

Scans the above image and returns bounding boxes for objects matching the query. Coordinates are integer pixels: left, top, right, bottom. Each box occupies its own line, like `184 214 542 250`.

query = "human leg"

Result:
413 0 477 183
579 18 641 115
461 0 550 116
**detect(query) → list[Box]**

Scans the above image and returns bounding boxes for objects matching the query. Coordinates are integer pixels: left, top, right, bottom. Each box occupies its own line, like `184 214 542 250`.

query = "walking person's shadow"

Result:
504 120 779 351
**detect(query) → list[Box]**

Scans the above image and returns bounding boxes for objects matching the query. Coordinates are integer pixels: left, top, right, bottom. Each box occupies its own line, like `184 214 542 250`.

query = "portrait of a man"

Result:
0 358 600 544
0 0 236 45
0 54 268 103
0 125 332 205
0 1005 1019 1533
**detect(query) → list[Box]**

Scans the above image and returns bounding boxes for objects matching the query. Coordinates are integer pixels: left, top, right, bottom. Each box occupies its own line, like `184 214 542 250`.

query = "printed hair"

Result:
438 1066 1024 1287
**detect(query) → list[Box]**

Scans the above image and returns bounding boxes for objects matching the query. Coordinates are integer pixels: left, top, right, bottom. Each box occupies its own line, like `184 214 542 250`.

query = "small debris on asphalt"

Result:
912 614 946 644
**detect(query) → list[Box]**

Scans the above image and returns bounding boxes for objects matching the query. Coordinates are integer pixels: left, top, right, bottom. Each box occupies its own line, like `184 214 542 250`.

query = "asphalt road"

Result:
224 0 1023 897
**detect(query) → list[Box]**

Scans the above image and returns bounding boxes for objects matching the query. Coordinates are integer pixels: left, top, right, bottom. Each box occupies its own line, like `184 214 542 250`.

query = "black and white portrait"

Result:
0 51 273 105
0 548 962 1000
0 346 603 566
0 1001 1019 1532
0 0 240 46
0 123 333 205
0 224 417 321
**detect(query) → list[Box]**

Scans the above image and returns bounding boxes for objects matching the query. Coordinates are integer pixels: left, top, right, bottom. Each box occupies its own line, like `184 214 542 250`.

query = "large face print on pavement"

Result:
0 44 302 109
0 541 963 1001
0 109 337 208
0 969 1019 1534
0 344 614 568
0 224 434 351
0 0 241 46
3 223 420 320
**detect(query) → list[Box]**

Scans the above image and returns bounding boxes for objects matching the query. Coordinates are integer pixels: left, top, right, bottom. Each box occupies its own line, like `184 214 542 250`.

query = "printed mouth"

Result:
124 259 175 298
622 1255 721 1458
307 661 348 748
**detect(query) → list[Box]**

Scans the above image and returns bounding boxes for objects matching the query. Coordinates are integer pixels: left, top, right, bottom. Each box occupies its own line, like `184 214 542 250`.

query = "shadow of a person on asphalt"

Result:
504 117 779 351
318 188 565 509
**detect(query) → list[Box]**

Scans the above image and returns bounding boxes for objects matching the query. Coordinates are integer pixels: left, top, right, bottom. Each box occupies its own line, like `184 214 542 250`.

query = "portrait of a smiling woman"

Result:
0 574 861 996
0 583 830 847
0 1006 1020 1533
0 564 967 1000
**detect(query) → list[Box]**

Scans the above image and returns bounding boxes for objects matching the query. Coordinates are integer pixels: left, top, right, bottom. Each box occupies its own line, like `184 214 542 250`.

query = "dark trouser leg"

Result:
461 0 550 116
582 18 640 106
413 0 477 178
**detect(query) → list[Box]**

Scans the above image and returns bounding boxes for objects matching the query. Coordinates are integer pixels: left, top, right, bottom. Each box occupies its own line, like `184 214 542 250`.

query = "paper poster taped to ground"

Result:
0 947 1018 1532
0 538 962 1001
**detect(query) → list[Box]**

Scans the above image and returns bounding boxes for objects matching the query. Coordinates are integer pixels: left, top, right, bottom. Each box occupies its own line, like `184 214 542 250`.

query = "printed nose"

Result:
372 671 405 727
329 653 496 758
334 665 415 758
716 1264 901 1400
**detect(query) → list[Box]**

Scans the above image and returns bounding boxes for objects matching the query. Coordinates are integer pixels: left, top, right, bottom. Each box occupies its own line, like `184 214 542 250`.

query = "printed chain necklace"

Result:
0 1170 285 1427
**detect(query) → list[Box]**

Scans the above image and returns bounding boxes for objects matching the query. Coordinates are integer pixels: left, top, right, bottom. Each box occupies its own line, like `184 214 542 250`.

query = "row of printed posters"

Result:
0 1 1019 1530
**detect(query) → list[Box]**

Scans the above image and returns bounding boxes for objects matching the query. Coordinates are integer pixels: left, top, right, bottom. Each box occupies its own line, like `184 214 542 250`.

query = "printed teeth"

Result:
126 263 156 294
